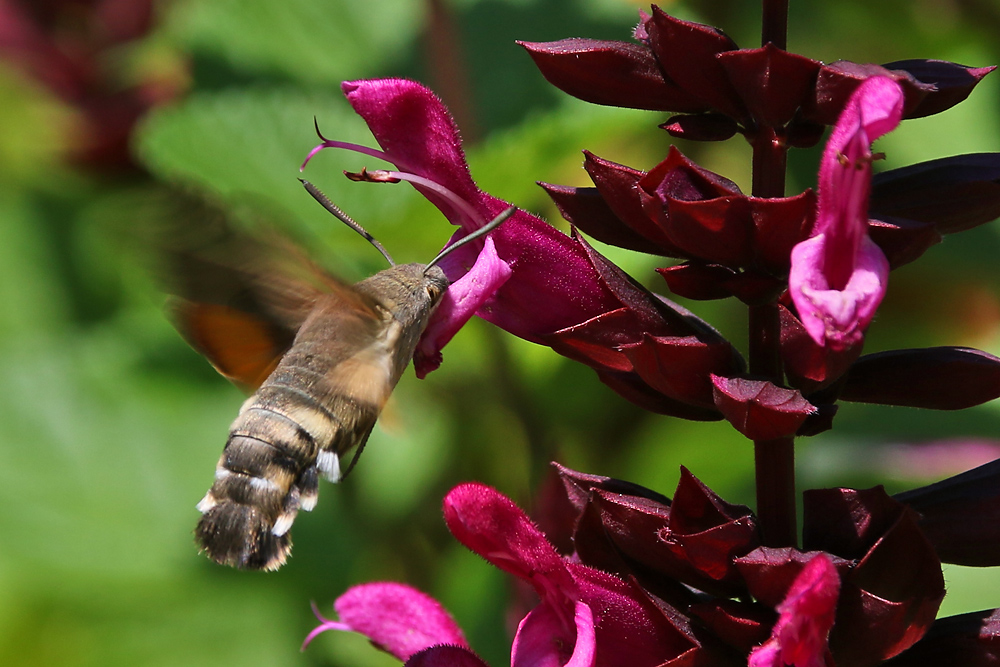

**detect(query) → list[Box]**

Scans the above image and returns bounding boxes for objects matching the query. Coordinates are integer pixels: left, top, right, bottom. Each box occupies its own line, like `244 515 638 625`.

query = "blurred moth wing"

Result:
151 187 451 571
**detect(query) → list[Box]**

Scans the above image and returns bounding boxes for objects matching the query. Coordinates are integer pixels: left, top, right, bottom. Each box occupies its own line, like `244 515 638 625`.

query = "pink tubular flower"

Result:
788 76 904 350
302 79 742 418
305 482 709 667
748 554 840 667
443 483 701 667
302 78 592 376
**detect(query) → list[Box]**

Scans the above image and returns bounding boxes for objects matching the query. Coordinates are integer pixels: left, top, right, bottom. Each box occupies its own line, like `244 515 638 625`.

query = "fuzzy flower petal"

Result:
789 234 889 349
789 76 904 349
749 554 840 667
415 234 512 377
512 600 597 667
303 582 468 661
444 483 590 666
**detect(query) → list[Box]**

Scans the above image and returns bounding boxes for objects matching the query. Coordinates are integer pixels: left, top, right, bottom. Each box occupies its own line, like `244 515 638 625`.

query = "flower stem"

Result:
755 436 797 546
751 126 787 200
761 0 788 49
749 0 796 548
749 303 798 547
748 303 781 378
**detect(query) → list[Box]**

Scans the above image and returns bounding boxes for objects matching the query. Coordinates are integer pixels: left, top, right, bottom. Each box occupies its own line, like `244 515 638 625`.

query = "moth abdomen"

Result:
195 378 353 571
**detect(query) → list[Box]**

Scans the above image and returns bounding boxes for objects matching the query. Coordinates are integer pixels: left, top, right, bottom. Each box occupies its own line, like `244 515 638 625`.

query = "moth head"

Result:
422 264 449 303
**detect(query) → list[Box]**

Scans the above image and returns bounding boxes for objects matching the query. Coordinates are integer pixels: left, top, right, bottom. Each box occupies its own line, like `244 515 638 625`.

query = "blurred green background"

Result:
2 0 1000 665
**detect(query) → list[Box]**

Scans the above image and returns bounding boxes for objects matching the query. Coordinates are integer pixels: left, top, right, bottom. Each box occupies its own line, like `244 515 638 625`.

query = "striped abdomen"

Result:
194 301 398 570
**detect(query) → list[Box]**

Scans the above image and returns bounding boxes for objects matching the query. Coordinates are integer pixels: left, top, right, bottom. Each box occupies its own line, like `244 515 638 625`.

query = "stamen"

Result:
301 601 352 650
302 118 419 172
301 139 393 171
345 168 400 183
302 120 486 228
369 169 485 229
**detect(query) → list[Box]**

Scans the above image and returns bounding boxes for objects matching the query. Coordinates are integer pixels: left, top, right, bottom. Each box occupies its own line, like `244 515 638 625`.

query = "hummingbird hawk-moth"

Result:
155 182 510 571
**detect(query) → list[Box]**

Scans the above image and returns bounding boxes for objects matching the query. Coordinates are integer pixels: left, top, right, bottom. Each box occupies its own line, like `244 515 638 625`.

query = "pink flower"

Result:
303 78 623 377
788 76 904 350
305 483 705 667
748 554 840 667
303 78 742 417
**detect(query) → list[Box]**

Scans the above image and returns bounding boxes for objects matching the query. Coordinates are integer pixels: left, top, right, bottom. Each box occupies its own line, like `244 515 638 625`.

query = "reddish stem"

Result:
755 436 797 546
749 0 796 547
749 302 797 547
761 0 788 49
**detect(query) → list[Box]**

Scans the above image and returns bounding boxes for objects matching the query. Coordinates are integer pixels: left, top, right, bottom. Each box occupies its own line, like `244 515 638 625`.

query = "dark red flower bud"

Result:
748 191 817 275
839 347 1000 410
563 147 813 276
645 468 761 595
870 153 1000 235
622 336 742 409
882 59 996 118
657 263 738 301
638 141 744 202
881 609 1000 667
717 44 822 126
804 59 993 125
583 151 682 253
573 489 697 605
711 376 817 440
736 547 851 608
645 7 748 122
595 368 724 420
658 196 755 267
779 305 863 392
867 216 942 269
803 487 944 666
539 183 664 254
895 459 1000 566
511 230 744 416
688 599 775 655
517 38 707 112
535 462 675 559
549 466 761 599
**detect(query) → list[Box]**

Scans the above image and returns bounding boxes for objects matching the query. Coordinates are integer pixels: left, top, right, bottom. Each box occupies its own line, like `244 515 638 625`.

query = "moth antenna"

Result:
425 206 516 273
300 179 395 266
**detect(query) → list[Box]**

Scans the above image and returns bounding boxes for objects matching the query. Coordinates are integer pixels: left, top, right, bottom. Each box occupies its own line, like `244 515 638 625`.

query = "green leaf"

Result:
167 0 422 84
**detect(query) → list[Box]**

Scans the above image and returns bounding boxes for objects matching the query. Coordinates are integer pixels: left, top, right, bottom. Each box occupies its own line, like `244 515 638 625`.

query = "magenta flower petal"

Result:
342 79 482 227
569 563 704 666
444 483 594 666
415 235 513 377
512 600 596 667
749 554 840 667
789 234 889 349
789 76 904 349
304 582 468 661
443 483 575 591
